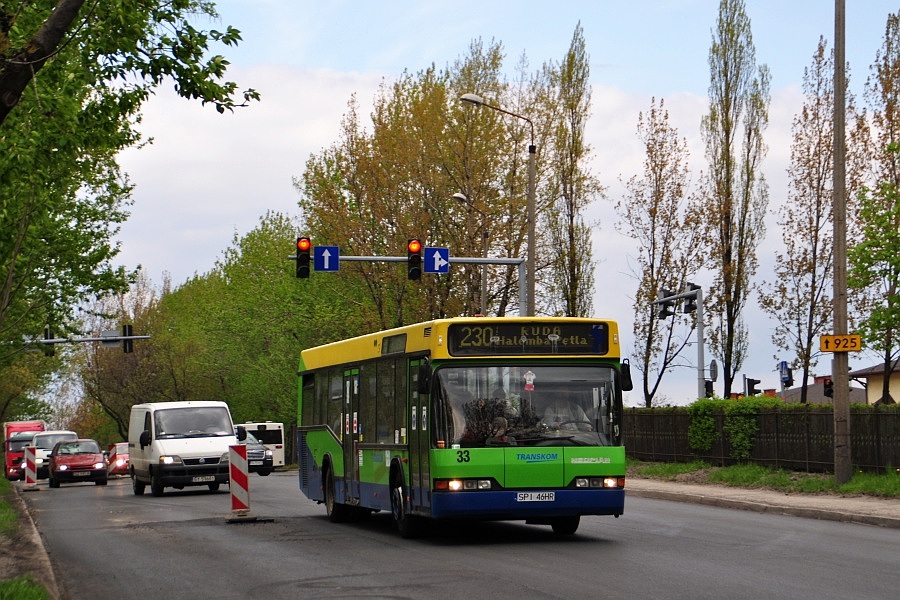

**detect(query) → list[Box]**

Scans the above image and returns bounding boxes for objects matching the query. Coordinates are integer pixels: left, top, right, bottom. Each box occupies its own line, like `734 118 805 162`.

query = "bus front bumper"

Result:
430 488 625 520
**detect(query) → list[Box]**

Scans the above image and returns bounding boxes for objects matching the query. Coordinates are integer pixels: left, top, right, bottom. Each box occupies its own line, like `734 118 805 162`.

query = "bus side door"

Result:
343 368 361 502
408 358 430 511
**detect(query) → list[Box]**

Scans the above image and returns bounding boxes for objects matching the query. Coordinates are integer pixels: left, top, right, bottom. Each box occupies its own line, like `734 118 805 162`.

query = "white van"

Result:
30 430 77 479
128 401 245 497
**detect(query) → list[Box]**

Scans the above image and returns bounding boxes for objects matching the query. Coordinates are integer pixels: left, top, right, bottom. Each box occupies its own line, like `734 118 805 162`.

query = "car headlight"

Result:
220 452 230 464
94 462 106 469
159 455 183 465
58 465 68 471
264 449 273 457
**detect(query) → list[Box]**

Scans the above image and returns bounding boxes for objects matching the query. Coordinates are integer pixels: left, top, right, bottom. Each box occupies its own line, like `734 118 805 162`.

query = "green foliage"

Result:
686 396 783 460
631 460 711 480
687 398 721 452
0 576 50 600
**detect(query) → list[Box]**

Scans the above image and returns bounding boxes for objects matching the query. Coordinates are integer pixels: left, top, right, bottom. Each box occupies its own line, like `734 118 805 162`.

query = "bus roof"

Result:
298 316 621 372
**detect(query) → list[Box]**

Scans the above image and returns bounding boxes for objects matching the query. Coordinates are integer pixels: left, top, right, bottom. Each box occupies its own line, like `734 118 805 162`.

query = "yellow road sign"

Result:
819 334 862 353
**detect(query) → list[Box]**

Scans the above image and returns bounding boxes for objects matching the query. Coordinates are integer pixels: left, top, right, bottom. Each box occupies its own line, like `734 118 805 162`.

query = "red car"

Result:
47 439 108 488
107 442 130 477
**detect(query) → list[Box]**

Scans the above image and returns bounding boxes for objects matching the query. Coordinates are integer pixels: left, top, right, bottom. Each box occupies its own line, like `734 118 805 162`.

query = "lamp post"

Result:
460 93 536 316
452 192 489 315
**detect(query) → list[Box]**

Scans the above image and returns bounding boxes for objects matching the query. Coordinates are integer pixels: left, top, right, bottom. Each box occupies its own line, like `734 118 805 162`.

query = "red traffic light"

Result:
297 237 311 252
407 239 422 254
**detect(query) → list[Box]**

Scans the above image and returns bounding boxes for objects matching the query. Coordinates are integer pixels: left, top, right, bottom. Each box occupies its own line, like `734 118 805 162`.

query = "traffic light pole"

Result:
653 286 705 400
308 254 528 315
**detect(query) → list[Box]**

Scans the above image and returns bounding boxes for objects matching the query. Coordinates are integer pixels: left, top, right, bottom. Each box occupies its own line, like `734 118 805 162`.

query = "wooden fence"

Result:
623 407 900 472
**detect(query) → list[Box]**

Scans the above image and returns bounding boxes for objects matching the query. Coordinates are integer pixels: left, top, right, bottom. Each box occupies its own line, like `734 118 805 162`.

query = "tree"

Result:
855 12 900 404
0 0 257 405
617 98 706 406
543 23 600 317
849 176 900 404
700 0 770 397
0 1 257 127
760 38 868 402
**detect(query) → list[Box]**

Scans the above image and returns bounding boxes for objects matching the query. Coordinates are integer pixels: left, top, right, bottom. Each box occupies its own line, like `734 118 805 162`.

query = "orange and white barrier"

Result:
23 446 38 491
227 444 252 521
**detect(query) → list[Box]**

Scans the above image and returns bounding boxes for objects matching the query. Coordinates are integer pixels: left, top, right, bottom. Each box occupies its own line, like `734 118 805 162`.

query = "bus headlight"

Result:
575 477 625 488
159 455 183 465
435 478 493 491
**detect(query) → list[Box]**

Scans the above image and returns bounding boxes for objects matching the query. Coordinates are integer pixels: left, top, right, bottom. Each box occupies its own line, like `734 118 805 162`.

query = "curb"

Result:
626 487 900 529
10 484 61 599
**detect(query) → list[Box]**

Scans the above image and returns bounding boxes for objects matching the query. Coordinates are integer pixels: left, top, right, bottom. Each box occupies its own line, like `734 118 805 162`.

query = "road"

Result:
20 472 898 600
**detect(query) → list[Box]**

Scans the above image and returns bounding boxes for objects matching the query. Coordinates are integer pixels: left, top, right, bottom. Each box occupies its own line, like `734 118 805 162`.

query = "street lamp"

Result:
460 93 536 316
452 192 489 315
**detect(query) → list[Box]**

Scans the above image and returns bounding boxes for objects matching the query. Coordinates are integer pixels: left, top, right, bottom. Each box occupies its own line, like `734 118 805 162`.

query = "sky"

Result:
114 1 896 405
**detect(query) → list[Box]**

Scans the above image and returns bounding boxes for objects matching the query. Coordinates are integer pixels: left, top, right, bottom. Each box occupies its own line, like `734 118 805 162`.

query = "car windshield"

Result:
34 434 75 449
432 364 622 448
8 434 37 452
58 441 100 455
154 407 233 438
244 432 260 444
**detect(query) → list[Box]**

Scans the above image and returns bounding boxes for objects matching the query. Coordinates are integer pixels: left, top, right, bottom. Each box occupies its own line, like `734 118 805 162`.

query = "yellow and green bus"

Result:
297 317 632 537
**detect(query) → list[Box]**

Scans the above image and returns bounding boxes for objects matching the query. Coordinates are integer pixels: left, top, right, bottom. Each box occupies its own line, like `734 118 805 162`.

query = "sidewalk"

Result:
626 477 900 528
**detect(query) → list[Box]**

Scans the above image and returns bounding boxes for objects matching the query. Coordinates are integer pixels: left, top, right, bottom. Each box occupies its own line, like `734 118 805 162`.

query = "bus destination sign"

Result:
447 322 609 356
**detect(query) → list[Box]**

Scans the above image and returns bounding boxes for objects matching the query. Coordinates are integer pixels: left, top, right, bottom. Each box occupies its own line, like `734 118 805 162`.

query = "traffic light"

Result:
122 324 133 354
823 377 834 398
683 283 700 313
704 380 714 398
657 289 676 318
43 326 54 357
745 377 761 396
296 237 311 279
407 238 422 280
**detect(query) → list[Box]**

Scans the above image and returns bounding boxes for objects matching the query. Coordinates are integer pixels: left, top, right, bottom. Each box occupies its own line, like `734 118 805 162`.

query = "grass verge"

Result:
0 477 52 599
627 458 900 497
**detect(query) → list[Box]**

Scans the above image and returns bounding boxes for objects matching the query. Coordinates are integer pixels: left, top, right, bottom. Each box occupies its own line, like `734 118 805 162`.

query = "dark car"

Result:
241 432 274 476
48 439 108 488
107 442 129 477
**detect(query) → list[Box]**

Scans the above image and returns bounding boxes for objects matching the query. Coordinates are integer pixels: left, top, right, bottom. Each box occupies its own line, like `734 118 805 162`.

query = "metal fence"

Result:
623 407 900 473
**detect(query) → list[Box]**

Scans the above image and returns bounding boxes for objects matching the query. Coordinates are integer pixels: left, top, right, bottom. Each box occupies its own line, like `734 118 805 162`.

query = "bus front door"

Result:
408 358 430 512
343 368 361 504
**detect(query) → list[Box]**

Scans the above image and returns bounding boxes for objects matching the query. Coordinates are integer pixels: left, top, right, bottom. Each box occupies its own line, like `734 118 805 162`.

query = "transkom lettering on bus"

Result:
516 453 559 463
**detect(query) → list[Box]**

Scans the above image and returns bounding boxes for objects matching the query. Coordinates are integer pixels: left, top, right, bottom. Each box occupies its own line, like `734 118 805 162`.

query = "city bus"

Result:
297 317 632 537
238 421 286 467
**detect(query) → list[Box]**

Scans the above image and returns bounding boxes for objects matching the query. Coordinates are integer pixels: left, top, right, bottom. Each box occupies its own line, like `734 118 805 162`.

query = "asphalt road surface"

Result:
20 472 898 600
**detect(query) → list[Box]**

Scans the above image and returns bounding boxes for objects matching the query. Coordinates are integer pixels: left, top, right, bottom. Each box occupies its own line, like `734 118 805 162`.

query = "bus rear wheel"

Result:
550 516 580 535
324 467 351 523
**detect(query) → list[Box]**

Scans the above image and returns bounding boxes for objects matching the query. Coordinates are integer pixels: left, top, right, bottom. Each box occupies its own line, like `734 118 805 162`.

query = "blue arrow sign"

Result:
424 247 450 274
314 246 339 271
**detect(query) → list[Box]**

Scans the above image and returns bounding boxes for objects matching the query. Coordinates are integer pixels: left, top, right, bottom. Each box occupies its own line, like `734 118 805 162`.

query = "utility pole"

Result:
832 0 852 484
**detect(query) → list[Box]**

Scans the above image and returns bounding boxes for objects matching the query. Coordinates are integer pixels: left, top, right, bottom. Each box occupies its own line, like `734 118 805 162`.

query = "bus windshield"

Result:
432 364 620 448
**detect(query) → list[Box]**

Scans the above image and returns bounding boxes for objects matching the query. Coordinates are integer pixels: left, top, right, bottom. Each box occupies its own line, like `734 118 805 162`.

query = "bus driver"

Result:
542 394 591 432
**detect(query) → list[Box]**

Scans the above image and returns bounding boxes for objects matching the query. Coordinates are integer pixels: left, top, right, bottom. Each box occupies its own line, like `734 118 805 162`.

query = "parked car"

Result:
47 439 108 488
107 442 129 477
241 432 274 476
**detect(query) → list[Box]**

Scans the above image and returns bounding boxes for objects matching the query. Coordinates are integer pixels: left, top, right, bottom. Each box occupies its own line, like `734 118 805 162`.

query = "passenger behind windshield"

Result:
433 365 616 448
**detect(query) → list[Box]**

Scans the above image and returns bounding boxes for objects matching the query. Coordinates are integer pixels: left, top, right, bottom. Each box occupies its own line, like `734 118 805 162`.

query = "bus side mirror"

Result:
236 425 247 441
139 430 151 448
620 359 634 392
417 361 431 394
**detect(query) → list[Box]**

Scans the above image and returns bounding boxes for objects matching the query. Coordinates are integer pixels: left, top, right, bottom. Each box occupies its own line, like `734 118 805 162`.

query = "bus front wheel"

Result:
550 516 580 535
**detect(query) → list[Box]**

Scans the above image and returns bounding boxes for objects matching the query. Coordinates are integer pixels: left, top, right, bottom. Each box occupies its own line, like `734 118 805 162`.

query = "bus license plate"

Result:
192 475 215 483
516 492 555 502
